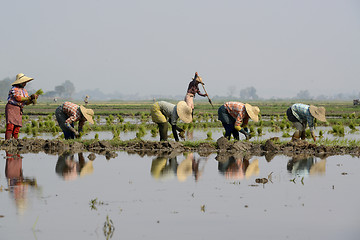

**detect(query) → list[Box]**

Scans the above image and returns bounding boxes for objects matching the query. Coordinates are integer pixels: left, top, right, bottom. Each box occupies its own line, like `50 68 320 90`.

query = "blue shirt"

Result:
291 103 315 131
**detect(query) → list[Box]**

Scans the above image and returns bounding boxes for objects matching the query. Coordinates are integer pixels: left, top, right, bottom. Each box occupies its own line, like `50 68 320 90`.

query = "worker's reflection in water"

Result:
287 155 326 177
150 152 207 182
216 153 259 180
55 152 94 181
5 150 38 214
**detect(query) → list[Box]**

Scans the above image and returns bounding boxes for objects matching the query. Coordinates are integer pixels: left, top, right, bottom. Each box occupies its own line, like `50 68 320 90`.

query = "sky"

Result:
1 0 359 99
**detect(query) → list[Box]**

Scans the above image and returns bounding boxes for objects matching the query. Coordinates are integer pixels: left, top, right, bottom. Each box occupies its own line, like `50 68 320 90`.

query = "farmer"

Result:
286 103 326 142
55 101 94 139
5 73 39 139
184 72 207 110
218 102 260 140
150 101 192 141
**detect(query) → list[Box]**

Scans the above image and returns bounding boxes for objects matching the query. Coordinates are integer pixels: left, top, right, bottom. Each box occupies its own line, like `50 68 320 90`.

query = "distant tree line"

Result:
0 77 75 101
43 80 75 99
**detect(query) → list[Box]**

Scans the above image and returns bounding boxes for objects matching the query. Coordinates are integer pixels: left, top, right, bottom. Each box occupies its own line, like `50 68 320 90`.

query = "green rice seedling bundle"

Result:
257 127 263 136
349 121 357 131
206 131 213 140
32 89 44 105
32 127 38 137
150 127 157 137
31 120 38 128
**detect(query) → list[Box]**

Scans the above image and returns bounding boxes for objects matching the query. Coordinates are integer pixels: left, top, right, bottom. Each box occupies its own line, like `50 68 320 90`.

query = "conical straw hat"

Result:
79 105 94 124
12 73 34 86
177 101 192 123
245 103 260 122
309 105 326 122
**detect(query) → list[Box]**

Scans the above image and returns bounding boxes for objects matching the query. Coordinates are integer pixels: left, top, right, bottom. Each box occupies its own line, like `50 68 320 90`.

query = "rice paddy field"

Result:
1 100 360 240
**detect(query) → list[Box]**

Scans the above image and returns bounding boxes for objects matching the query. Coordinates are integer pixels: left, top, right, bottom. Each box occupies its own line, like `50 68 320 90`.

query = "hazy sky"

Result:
1 0 359 99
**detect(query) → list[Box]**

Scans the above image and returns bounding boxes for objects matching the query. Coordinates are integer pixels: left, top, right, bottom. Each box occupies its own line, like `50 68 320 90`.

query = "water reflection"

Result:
5 151 38 214
55 152 94 181
287 155 326 177
150 152 207 182
216 153 259 180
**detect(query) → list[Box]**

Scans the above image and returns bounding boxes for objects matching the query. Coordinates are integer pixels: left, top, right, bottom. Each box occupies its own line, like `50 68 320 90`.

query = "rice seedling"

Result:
136 125 146 139
206 131 212 140
349 121 357 131
111 126 120 140
257 127 263 136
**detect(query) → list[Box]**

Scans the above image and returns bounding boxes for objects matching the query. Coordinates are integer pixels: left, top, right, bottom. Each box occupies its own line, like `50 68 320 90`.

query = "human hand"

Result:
311 132 316 142
239 128 251 140
179 130 185 140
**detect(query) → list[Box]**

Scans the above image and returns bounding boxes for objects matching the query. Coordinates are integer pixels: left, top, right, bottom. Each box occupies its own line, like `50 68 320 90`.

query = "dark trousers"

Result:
222 123 239 140
55 106 75 140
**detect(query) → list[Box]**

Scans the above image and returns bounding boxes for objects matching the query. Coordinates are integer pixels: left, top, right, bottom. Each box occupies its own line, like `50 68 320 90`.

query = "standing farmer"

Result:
286 103 326 142
218 102 260 140
55 102 94 139
5 73 38 139
151 101 192 141
184 72 207 110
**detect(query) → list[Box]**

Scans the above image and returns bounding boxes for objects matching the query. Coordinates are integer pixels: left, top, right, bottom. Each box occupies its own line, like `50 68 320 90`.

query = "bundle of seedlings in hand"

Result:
32 89 44 105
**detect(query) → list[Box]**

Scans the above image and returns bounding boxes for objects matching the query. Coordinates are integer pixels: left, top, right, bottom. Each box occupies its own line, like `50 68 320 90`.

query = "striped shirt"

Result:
291 103 314 130
224 102 249 127
61 102 85 129
7 86 29 107
186 80 206 97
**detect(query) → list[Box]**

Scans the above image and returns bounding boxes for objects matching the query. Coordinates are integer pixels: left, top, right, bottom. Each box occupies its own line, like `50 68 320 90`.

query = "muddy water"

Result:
1 151 359 240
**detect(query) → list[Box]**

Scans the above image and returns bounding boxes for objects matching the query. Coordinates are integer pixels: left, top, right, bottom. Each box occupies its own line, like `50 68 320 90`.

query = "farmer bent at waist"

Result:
55 101 94 140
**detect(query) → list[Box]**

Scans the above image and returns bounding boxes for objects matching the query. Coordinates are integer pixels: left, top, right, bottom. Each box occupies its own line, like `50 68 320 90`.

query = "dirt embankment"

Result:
1 137 359 159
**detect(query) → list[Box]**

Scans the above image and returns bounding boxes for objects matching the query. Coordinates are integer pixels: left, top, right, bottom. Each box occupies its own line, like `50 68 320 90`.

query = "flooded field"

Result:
18 125 360 142
1 150 360 239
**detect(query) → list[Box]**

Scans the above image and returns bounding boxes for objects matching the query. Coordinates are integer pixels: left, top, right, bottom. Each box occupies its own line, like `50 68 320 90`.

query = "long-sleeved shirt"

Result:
291 103 315 130
7 86 29 107
224 102 249 127
61 102 85 130
186 80 206 97
157 101 179 125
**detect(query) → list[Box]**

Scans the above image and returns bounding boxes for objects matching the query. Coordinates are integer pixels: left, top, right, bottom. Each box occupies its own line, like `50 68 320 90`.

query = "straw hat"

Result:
193 72 204 85
12 73 34 86
245 103 260 122
177 154 193 182
79 105 94 124
245 159 259 179
309 105 326 122
176 101 192 123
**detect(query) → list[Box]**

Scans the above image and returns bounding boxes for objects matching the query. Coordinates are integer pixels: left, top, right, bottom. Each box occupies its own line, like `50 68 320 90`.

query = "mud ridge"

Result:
0 137 359 158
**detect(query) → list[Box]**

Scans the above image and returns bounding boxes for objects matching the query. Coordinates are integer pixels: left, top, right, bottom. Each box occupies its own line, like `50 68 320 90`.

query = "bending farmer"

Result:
218 102 260 140
286 103 326 142
151 101 192 141
55 101 94 139
184 72 207 110
5 73 39 139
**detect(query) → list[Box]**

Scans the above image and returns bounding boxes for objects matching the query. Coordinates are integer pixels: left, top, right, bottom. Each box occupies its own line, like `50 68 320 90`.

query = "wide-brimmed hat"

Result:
177 154 193 182
245 103 260 122
309 105 326 122
12 73 34 86
245 159 259 179
177 101 192 123
79 105 94 124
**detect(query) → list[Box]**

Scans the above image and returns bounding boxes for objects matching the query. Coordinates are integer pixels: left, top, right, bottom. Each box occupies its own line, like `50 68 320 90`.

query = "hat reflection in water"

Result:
218 155 259 180
177 153 194 182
